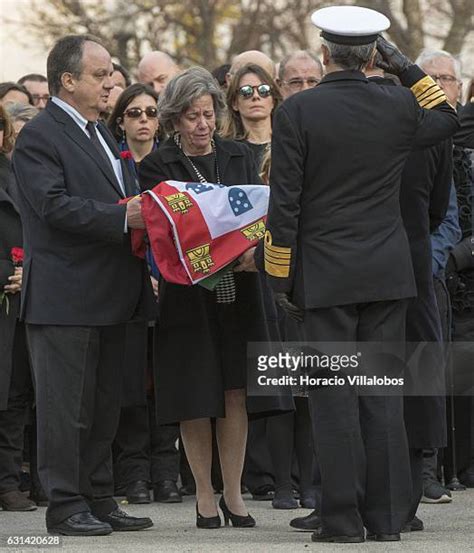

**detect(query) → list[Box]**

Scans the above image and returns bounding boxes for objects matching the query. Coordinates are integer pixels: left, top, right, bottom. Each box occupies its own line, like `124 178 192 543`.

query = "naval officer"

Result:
260 5 459 544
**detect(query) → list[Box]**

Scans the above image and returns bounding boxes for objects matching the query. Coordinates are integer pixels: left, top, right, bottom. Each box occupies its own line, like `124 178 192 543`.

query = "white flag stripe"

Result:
167 180 270 240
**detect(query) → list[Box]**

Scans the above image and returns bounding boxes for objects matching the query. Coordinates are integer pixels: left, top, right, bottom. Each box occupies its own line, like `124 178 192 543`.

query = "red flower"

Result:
120 150 133 160
11 247 24 266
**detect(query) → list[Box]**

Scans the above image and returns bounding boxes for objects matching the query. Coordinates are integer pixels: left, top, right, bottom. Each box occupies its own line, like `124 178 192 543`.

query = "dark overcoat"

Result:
0 154 24 410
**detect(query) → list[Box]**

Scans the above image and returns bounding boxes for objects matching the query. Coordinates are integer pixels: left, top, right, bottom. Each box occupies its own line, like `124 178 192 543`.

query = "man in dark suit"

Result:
12 35 155 536
261 7 459 544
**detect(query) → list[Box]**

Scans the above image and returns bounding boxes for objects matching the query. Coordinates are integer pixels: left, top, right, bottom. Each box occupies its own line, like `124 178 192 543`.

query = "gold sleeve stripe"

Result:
265 260 290 278
417 84 441 102
411 75 447 109
264 249 291 261
423 94 449 110
264 230 291 278
264 254 290 267
411 75 437 98
418 89 446 106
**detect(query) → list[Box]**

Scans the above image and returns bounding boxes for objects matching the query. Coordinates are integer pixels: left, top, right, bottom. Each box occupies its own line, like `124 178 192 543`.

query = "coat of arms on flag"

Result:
131 180 269 286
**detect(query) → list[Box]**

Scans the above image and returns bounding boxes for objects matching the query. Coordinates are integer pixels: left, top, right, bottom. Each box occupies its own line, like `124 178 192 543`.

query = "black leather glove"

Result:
376 36 412 76
275 292 303 323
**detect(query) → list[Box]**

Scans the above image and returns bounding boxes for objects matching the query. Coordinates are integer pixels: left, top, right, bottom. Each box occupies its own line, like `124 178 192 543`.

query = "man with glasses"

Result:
278 51 323 99
416 50 462 108
17 74 50 110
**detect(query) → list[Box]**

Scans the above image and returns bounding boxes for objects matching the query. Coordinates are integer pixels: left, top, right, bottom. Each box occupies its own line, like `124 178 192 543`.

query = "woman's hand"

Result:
234 247 257 272
4 267 22 294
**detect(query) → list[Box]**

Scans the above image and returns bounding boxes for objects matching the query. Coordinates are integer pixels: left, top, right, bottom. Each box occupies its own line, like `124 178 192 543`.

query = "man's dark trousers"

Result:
304 300 412 537
27 323 127 527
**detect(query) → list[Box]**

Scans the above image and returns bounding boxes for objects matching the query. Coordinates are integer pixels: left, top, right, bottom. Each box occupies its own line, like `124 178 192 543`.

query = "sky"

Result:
0 0 48 82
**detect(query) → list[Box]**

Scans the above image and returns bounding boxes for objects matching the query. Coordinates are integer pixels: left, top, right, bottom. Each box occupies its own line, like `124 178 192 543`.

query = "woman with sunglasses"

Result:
225 65 317 512
108 84 159 188
108 84 179 505
223 63 281 170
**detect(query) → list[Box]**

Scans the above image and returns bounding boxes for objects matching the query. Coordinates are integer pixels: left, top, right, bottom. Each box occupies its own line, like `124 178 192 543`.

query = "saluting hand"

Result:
376 36 412 76
126 195 146 229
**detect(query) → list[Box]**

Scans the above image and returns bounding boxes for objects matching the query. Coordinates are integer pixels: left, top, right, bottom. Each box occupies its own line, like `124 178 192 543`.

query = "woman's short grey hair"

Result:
321 39 376 71
4 102 39 123
158 66 226 134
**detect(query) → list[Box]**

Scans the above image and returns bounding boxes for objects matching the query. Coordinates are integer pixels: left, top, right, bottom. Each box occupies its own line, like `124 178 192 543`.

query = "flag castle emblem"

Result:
186 244 215 274
165 192 193 214
241 219 266 241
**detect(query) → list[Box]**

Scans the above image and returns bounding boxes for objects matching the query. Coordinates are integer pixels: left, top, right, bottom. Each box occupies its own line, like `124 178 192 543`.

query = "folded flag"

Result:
137 180 269 285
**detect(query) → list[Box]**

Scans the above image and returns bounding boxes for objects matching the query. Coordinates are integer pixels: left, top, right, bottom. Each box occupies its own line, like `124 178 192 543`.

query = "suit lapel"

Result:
46 102 124 197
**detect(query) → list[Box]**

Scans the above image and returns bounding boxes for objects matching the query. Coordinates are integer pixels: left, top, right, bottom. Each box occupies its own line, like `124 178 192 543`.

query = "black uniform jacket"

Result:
262 66 459 309
12 100 154 325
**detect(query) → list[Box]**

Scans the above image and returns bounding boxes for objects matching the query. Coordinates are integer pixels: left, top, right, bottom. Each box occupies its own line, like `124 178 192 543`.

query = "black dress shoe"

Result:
366 533 401 541
311 529 364 543
251 484 274 501
401 515 424 533
272 486 298 509
196 504 221 529
126 480 151 504
219 496 255 528
289 509 321 531
47 512 112 536
0 490 37 512
154 480 182 503
97 507 153 532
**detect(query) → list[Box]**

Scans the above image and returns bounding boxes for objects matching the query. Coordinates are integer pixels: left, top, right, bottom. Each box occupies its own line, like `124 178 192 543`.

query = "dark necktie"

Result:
86 121 115 173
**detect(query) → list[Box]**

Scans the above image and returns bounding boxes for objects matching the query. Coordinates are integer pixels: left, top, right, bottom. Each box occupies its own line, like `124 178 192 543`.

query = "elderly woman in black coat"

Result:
0 105 36 511
139 67 291 529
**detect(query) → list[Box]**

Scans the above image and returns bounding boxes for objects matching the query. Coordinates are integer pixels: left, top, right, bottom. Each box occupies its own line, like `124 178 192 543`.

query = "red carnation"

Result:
120 150 133 160
11 247 24 266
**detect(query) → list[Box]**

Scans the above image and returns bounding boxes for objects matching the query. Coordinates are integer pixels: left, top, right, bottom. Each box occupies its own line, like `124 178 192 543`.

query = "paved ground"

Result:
0 490 473 552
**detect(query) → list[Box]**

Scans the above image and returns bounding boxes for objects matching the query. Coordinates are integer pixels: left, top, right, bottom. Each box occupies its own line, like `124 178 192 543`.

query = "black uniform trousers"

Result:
27 323 126 527
0 323 33 493
303 300 412 537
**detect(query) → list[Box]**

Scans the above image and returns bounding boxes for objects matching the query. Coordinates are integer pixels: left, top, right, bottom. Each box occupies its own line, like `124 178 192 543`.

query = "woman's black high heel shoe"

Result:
219 496 256 528
196 504 221 529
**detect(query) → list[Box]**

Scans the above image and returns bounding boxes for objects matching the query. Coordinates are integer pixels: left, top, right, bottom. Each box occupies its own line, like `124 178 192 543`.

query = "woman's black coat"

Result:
0 154 23 410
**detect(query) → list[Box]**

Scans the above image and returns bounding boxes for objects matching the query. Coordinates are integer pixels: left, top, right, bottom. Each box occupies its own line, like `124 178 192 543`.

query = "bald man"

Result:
137 51 179 94
227 50 275 85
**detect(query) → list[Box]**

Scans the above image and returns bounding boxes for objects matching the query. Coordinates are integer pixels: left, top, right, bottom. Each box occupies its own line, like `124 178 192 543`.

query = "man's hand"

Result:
376 36 412 76
234 247 258 272
275 292 303 322
126 196 145 229
150 276 159 298
4 267 22 294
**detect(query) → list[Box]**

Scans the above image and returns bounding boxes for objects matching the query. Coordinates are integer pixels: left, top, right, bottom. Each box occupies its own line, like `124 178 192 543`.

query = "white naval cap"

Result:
311 6 390 45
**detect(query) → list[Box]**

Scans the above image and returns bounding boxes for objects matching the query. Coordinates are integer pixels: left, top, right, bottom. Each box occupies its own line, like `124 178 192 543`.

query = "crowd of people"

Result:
0 4 473 545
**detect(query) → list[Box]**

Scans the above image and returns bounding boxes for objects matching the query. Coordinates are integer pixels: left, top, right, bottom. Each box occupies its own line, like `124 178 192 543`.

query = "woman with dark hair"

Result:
108 83 182 505
224 63 316 512
0 105 36 511
0 83 33 107
222 63 281 169
108 83 159 188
